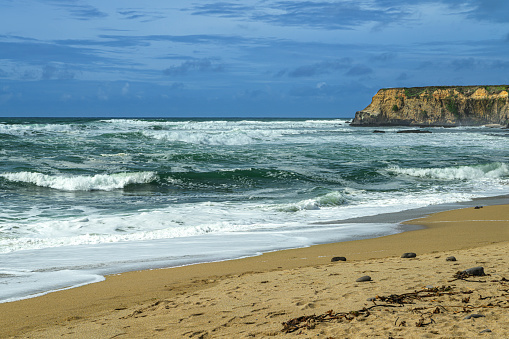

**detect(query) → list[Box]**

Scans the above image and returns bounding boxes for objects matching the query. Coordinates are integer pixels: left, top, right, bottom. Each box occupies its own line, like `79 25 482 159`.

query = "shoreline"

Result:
2 202 509 337
3 195 504 304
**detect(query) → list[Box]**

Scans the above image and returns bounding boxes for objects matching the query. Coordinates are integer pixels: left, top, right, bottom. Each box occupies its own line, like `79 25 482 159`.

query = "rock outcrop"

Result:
351 86 509 127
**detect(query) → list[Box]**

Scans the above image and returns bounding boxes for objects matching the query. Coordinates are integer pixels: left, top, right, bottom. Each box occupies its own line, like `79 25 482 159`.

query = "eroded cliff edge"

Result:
351 86 509 127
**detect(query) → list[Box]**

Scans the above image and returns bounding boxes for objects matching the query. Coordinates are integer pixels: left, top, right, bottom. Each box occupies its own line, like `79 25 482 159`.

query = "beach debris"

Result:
446 256 457 261
374 286 464 305
356 275 372 282
451 267 486 281
331 256 347 262
282 310 346 333
479 329 492 333
394 316 408 326
474 205 484 209
415 315 435 327
452 266 486 281
281 283 507 334
401 252 417 258
464 314 485 320
282 307 381 333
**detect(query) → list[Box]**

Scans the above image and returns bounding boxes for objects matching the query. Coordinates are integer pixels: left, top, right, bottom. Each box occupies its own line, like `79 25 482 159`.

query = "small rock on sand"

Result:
446 256 457 261
356 276 371 282
463 266 485 276
464 314 485 320
331 256 346 262
479 329 492 333
401 252 417 258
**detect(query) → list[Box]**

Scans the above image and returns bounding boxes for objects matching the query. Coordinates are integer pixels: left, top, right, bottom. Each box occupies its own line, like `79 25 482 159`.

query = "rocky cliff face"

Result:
351 86 509 126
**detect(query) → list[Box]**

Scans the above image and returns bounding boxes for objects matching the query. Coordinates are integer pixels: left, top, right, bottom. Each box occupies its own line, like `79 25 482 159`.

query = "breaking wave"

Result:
388 162 509 181
0 171 158 191
278 191 347 212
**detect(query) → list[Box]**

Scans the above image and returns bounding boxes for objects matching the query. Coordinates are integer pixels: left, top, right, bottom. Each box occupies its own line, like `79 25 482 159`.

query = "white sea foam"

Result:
142 130 257 145
388 162 509 181
100 119 345 129
0 118 349 145
98 118 346 145
0 189 419 254
0 219 397 303
0 269 105 303
0 171 157 191
0 122 80 136
140 127 309 145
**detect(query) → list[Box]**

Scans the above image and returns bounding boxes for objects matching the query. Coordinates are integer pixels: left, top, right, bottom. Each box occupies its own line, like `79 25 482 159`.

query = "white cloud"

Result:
122 82 130 95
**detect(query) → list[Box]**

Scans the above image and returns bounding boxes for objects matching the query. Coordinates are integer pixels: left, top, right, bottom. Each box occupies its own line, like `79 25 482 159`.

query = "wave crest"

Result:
388 163 509 180
0 171 157 191
279 191 347 212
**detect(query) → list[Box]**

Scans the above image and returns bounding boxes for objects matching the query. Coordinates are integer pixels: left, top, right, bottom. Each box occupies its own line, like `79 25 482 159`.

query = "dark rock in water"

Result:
331 256 347 262
401 252 417 258
463 266 485 276
474 205 483 209
356 275 372 282
397 130 432 134
464 314 485 320
479 329 492 333
446 256 457 261
373 130 385 133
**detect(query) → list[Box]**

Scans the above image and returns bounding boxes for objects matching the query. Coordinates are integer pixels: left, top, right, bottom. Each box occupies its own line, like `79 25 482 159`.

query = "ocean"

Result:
1 118 508 303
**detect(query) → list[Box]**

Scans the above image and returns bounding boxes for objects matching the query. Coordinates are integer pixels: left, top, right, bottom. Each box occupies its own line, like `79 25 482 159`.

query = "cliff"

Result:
351 86 509 127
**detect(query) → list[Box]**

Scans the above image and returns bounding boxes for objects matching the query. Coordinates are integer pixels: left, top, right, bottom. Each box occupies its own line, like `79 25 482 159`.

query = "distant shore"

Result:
2 202 509 337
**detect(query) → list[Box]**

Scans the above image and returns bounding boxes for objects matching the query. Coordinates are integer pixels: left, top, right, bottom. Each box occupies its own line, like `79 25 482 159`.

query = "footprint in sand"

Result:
300 302 316 310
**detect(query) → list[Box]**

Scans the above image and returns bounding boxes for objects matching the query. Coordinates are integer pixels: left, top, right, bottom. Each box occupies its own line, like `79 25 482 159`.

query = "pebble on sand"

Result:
464 314 485 320
331 256 347 262
401 252 417 258
446 256 457 261
356 276 372 282
463 266 485 276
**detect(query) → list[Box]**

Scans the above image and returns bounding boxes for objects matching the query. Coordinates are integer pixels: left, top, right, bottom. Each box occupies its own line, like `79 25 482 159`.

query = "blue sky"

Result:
0 1 508 117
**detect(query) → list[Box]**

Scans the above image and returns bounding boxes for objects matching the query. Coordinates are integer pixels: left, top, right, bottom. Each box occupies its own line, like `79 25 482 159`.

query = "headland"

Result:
351 85 509 127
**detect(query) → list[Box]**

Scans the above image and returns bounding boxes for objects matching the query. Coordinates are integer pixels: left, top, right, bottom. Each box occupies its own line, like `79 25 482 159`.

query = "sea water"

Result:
1 118 508 303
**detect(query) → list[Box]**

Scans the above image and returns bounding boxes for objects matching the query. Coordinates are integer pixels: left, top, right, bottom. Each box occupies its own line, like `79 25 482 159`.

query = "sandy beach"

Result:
2 204 508 338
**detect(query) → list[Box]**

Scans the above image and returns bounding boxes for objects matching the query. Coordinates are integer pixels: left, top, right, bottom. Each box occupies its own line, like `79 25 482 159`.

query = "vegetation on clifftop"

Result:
381 85 509 99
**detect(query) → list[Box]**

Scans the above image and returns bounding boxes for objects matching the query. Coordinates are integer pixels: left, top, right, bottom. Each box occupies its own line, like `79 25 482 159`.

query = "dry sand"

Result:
1 204 508 338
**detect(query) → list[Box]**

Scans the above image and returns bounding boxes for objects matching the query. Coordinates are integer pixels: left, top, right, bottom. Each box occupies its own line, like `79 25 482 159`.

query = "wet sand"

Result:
2 204 508 338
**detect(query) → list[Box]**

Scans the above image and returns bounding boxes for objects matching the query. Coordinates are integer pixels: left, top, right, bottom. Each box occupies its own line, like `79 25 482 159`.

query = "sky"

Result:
0 0 508 118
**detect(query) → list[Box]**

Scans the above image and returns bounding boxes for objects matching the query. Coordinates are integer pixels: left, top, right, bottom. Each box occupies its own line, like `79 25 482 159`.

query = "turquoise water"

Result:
1 118 508 302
